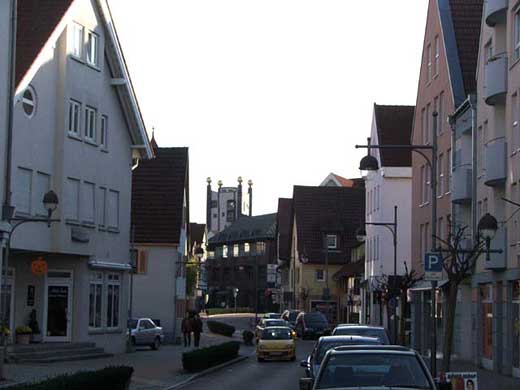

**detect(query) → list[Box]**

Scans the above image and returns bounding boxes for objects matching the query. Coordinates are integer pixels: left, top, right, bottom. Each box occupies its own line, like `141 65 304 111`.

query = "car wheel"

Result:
131 337 136 346
257 357 264 362
151 337 161 350
290 355 296 362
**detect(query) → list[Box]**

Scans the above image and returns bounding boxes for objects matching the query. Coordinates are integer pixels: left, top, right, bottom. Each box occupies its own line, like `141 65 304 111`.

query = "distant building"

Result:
189 222 207 311
206 177 252 237
276 198 294 310
206 213 277 312
320 173 364 188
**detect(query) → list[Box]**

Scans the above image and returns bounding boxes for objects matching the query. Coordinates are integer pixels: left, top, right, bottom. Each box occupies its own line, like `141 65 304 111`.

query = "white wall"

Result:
0 0 11 208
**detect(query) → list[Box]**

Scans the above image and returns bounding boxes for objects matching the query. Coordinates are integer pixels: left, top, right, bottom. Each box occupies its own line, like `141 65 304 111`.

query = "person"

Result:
465 379 475 390
181 312 192 347
192 313 203 348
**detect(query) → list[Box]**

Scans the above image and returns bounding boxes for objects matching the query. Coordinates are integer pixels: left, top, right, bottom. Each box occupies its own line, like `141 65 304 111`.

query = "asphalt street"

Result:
181 339 315 390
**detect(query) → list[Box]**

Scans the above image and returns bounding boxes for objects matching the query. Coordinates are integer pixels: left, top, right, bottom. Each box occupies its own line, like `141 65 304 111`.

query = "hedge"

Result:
206 320 235 337
5 366 133 390
206 307 253 315
182 341 240 372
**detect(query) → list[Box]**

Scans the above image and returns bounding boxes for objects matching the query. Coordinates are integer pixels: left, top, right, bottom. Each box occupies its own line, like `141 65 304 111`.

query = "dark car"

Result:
299 345 446 390
281 309 301 327
295 312 331 339
332 325 391 344
301 335 382 379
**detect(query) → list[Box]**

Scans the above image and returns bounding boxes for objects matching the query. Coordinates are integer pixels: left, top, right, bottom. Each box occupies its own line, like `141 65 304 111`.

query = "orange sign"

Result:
31 257 47 276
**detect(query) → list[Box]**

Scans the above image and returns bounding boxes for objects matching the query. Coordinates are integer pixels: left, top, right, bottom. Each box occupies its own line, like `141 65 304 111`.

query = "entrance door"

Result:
513 280 520 378
480 284 493 368
45 270 73 342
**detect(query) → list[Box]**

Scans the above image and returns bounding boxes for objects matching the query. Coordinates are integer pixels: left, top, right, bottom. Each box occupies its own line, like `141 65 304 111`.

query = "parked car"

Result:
255 318 293 340
281 309 301 327
301 335 382 380
256 326 296 362
299 345 449 390
295 312 331 339
128 318 164 350
264 312 282 319
331 325 391 344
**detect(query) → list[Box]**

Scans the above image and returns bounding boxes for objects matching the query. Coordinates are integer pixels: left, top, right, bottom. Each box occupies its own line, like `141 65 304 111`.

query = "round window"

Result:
22 86 36 117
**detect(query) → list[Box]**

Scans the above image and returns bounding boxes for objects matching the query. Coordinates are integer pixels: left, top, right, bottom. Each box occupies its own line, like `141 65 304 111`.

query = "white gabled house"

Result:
6 0 151 354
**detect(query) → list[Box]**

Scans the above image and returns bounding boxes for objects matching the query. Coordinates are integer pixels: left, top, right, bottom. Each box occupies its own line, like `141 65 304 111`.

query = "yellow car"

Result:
256 326 296 362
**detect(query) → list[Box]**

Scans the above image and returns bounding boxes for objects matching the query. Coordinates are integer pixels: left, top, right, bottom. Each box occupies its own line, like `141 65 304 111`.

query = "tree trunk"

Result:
399 291 407 346
442 281 458 372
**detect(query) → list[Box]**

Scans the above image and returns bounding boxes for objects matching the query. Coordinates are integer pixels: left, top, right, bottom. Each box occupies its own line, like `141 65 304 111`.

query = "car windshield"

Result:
127 319 138 329
305 313 328 326
333 328 388 343
261 328 292 340
316 339 381 364
266 313 280 319
265 319 286 327
316 353 432 389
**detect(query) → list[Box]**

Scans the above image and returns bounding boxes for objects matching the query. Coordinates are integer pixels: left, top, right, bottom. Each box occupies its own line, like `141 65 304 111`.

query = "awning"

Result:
333 259 364 280
88 260 132 271
410 279 449 291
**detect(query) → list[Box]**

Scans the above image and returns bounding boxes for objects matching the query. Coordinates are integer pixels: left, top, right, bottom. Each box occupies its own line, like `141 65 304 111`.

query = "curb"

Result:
163 355 249 390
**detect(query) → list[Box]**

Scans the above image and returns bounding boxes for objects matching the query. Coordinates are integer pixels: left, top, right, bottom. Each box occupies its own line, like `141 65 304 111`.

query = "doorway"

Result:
44 270 73 342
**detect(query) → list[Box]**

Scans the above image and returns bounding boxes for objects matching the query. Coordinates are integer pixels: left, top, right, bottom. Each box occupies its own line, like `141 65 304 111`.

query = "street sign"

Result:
424 252 442 281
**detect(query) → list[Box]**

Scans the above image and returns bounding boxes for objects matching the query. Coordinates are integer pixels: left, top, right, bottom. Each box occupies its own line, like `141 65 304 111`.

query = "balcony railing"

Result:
485 0 508 27
484 54 508 106
451 164 472 204
484 137 507 187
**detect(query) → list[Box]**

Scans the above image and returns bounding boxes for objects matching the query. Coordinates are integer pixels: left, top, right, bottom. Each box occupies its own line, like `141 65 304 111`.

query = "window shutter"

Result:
138 250 148 274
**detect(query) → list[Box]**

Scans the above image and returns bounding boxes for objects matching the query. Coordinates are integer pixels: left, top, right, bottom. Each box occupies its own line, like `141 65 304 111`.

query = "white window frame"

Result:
427 44 432 82
316 269 325 282
68 100 81 136
100 115 108 149
89 272 103 329
71 23 84 59
86 30 99 67
326 234 338 249
439 92 444 134
106 273 121 329
434 35 439 76
84 106 97 142
515 11 520 60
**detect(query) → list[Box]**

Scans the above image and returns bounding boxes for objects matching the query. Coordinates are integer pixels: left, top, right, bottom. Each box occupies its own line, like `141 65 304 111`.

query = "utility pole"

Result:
430 111 438 378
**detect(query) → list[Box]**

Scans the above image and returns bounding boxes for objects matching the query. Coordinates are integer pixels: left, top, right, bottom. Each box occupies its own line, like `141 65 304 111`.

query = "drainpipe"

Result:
469 94 478 244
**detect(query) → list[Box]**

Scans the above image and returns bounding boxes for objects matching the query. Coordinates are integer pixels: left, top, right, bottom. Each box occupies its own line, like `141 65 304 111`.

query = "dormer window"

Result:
326 234 337 249
72 23 83 58
86 31 98 67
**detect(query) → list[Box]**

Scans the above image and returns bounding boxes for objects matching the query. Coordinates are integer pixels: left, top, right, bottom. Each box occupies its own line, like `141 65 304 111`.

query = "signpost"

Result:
424 252 442 281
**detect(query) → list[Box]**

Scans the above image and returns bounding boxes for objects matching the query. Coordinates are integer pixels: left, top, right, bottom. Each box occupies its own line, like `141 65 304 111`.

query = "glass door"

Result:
480 284 493 367
45 271 73 342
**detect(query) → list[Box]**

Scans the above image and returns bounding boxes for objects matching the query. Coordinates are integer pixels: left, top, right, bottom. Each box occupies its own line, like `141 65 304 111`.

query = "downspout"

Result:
469 94 478 244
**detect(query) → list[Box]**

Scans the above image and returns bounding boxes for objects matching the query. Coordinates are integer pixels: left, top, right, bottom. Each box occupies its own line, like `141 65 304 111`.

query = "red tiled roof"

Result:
16 0 74 87
374 104 415 167
276 198 293 261
131 148 188 244
293 186 365 266
448 0 483 95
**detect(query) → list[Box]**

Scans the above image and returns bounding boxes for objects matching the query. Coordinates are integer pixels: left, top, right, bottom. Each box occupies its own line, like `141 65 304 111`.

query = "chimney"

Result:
206 177 212 231
237 176 243 220
248 179 253 216
217 180 223 231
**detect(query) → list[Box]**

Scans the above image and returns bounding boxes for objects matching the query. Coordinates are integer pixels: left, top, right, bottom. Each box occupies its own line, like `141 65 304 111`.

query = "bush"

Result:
5 366 133 390
242 330 254 345
206 320 235 337
206 307 253 315
182 342 240 372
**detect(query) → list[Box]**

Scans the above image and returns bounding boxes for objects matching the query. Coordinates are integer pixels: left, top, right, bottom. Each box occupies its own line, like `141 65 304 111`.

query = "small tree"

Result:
186 261 198 297
435 222 485 372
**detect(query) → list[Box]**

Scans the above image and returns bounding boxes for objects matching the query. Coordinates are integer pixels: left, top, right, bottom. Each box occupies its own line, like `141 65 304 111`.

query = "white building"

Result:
363 104 414 328
6 0 152 354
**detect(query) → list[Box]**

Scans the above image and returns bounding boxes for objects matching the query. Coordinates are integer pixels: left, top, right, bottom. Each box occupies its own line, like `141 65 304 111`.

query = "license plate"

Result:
270 352 283 356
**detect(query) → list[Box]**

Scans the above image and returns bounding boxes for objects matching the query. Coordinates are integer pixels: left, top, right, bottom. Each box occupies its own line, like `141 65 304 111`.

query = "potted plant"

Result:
28 309 42 343
15 326 32 345
0 326 10 344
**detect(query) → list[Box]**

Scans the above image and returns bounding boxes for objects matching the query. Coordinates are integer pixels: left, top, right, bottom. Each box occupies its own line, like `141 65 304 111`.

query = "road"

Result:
181 339 315 390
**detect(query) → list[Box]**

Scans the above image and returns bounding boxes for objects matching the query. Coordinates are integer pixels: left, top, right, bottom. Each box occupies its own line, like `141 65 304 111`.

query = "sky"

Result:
109 0 429 223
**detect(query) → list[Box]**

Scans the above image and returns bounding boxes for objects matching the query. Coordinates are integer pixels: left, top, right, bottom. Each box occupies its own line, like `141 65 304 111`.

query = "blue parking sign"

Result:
424 252 442 281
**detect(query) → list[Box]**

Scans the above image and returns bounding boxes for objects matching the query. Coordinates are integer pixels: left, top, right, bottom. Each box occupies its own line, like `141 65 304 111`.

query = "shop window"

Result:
106 273 120 328
89 272 103 329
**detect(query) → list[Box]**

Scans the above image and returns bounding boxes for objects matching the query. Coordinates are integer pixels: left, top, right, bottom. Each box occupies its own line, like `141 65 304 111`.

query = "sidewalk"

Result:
2 331 253 390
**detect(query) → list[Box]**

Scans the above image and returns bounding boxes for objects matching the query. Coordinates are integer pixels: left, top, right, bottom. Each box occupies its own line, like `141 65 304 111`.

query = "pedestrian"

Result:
181 312 192 347
192 313 203 348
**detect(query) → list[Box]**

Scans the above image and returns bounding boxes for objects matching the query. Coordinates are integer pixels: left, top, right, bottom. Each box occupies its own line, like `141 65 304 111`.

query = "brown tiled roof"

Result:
189 223 205 251
448 0 483 95
293 186 365 266
276 198 293 261
373 104 414 167
16 0 74 87
132 148 188 244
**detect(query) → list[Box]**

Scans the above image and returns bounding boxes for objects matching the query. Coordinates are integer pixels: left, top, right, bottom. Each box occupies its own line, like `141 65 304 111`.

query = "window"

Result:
256 242 266 255
419 224 424 257
98 187 106 227
485 39 494 63
426 166 431 203
515 11 520 60
420 165 425 205
106 273 120 328
84 106 96 141
316 269 325 281
434 35 439 76
482 121 488 173
22 86 36 117
427 44 432 82
68 100 81 135
244 243 250 254
107 190 119 229
137 249 148 274
426 104 431 143
100 115 108 149
446 148 451 193
233 244 239 257
434 96 439 133
513 93 519 151
222 245 228 258
86 31 98 66
326 234 337 249
89 272 103 329
65 178 80 221
71 23 83 58
15 167 32 214
35 172 50 216
438 153 444 196
439 92 444 134
421 108 426 145
82 182 95 224
483 198 488 214
226 200 236 222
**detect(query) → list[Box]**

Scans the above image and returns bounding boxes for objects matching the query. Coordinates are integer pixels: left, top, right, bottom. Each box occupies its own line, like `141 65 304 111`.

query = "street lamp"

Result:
477 213 499 261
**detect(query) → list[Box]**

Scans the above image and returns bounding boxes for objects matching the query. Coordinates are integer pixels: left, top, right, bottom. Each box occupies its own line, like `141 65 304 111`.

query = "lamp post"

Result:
356 205 398 344
357 112 438 375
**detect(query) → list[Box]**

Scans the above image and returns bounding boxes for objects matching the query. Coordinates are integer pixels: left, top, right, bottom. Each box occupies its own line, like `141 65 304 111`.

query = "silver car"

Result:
128 318 164 350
